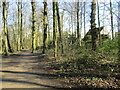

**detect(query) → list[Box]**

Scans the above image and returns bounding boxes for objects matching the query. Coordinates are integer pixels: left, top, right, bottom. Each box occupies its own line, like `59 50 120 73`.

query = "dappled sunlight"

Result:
1 0 119 88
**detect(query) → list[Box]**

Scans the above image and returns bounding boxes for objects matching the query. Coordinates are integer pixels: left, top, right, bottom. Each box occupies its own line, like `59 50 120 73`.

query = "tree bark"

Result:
6 27 12 52
110 0 114 39
17 2 21 51
90 0 97 51
12 25 16 51
84 2 86 36
42 0 48 54
118 1 120 61
53 1 57 57
31 1 36 53
97 1 102 46
3 1 9 55
47 19 50 43
77 1 80 45
80 2 82 46
20 0 23 49
61 10 64 35
56 1 64 54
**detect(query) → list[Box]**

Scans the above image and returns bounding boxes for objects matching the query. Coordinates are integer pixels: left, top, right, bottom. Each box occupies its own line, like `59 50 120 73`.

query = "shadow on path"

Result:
1 70 59 78
1 50 67 88
1 70 119 80
2 53 42 58
2 78 60 89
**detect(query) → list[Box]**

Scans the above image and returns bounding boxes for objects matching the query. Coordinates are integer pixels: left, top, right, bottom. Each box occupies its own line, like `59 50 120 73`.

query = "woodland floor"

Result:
0 49 120 88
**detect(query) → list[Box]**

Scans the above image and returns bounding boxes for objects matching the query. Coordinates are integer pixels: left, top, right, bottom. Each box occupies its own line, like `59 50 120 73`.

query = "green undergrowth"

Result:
52 39 119 74
49 39 119 88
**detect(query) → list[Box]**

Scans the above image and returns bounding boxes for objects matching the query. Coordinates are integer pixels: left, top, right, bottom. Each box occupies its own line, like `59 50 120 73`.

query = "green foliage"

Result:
70 42 80 49
68 34 77 44
36 46 42 50
83 35 91 42
53 39 118 73
99 39 118 51
47 40 53 49
101 34 109 40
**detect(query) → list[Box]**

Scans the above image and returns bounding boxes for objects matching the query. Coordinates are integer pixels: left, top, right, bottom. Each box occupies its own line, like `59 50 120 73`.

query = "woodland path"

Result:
0 50 64 88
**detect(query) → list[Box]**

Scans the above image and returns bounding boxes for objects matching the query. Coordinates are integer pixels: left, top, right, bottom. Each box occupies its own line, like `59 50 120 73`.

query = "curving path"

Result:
0 50 64 88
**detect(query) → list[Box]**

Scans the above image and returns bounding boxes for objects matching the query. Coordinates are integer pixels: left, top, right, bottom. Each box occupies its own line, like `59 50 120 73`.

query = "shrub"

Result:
99 39 118 51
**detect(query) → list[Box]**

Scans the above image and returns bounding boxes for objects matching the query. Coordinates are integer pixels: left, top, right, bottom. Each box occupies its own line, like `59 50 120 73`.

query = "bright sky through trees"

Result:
0 0 119 39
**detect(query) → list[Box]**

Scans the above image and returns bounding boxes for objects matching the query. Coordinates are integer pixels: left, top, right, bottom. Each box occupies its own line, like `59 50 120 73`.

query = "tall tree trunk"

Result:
80 2 82 45
5 2 12 53
3 1 9 55
110 0 114 39
56 1 64 54
61 10 64 35
83 2 87 46
77 1 80 45
47 19 50 43
118 2 120 33
6 27 12 52
84 2 86 36
91 0 97 51
53 1 57 57
12 25 16 51
31 1 36 53
71 15 73 36
42 0 48 54
71 15 73 45
97 1 101 46
118 1 120 61
17 2 21 51
13 10 18 51
36 24 40 47
20 0 23 49
61 10 65 49
103 0 105 34
0 34 2 53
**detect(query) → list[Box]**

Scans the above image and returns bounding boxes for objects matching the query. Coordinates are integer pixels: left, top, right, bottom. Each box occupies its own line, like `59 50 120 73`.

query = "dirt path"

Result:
0 50 64 88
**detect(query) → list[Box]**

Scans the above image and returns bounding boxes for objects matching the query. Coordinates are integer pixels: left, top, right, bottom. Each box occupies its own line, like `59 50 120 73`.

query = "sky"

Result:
0 0 120 2
0 0 119 39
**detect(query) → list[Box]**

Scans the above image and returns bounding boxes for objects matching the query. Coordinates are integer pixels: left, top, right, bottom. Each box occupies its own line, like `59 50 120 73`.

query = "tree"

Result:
47 17 50 43
110 0 114 39
61 9 64 35
42 0 48 54
83 2 86 36
6 27 12 52
3 2 13 53
118 1 120 60
118 2 120 33
2 1 9 55
56 1 64 54
97 1 101 46
31 1 36 53
12 24 17 50
20 0 23 49
80 2 83 45
17 1 21 51
53 1 57 57
90 0 97 51
76 1 80 46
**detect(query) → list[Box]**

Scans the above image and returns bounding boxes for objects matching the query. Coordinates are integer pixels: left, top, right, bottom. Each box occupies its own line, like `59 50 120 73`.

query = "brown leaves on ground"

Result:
62 77 119 88
43 54 120 88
